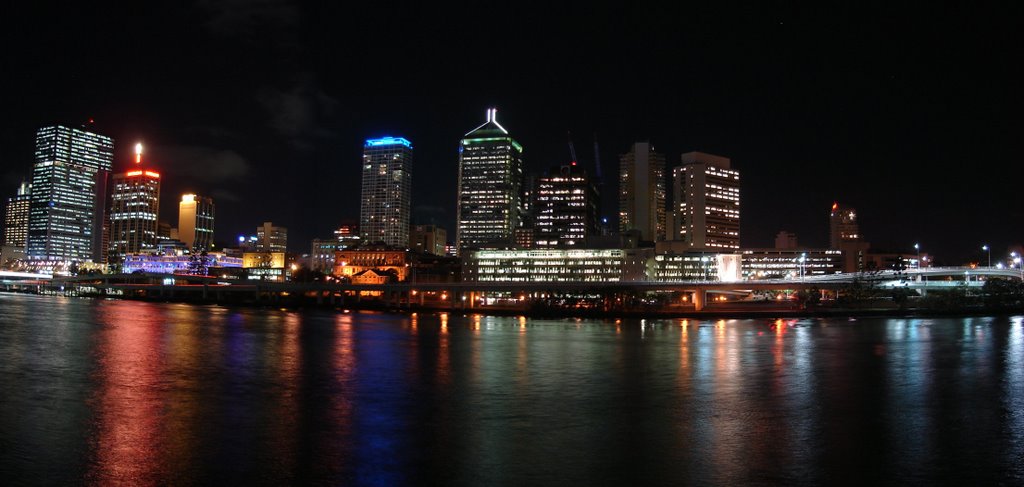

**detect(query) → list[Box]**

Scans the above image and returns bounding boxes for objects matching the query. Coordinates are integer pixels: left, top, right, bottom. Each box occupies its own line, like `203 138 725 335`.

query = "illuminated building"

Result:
409 224 447 255
177 194 214 251
456 108 525 252
741 249 842 280
533 164 599 248
670 152 740 251
334 248 410 282
360 137 413 247
618 142 666 241
255 221 287 252
108 143 160 267
122 250 242 274
462 249 626 283
310 238 345 272
242 251 287 281
334 222 361 248
3 181 31 249
27 124 113 262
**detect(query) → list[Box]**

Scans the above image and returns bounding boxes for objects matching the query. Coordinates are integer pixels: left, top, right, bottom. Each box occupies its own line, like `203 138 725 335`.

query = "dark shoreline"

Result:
5 288 1022 321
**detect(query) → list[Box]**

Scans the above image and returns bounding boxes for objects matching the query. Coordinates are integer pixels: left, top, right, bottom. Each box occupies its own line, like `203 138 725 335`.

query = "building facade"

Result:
255 221 287 252
360 137 413 247
456 108 525 252
108 144 160 266
462 248 625 283
334 248 411 282
618 142 666 241
829 202 871 273
3 181 31 249
533 164 599 248
409 224 447 255
178 194 214 251
671 151 740 251
741 249 842 280
27 124 114 262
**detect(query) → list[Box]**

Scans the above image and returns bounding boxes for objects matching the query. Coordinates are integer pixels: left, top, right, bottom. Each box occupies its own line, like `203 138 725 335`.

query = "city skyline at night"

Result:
1 3 1021 264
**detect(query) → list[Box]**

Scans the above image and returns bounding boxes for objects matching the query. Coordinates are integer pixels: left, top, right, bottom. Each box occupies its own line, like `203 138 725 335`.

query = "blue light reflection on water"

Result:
0 294 1023 485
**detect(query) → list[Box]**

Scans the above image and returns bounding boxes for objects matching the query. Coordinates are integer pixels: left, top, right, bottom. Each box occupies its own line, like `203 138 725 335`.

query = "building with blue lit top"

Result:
360 137 412 248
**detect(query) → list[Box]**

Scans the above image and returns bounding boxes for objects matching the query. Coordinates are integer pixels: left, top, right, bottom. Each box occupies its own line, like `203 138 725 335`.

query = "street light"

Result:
1013 252 1023 280
982 244 991 268
914 243 920 269
798 252 806 282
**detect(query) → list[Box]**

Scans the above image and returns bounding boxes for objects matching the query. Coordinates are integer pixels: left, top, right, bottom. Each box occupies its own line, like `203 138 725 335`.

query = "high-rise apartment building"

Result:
456 108 525 253
671 151 740 251
360 137 412 247
255 221 287 252
618 142 666 241
3 181 31 249
108 143 161 265
533 164 599 248
178 194 214 251
26 124 113 262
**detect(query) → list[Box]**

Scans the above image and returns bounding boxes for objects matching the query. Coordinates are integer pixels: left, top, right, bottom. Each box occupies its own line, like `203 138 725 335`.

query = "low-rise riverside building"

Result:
122 251 242 274
462 248 627 282
741 248 842 280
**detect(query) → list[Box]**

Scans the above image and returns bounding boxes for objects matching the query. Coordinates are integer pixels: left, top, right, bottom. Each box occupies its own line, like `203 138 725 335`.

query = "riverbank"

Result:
5 287 1021 321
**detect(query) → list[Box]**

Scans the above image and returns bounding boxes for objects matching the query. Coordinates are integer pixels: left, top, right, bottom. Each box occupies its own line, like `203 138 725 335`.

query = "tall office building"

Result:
829 202 860 248
108 143 161 265
671 152 740 251
3 181 31 249
360 137 413 247
178 194 215 251
533 163 599 248
255 221 287 252
456 108 525 253
618 142 666 241
26 124 114 262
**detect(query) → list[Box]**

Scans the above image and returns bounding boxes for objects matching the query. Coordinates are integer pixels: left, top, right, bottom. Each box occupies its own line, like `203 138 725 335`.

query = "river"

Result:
1 293 1022 485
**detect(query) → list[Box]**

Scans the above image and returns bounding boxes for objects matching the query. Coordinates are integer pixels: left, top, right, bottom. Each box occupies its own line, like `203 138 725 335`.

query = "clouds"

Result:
198 0 299 40
158 145 252 183
256 74 339 150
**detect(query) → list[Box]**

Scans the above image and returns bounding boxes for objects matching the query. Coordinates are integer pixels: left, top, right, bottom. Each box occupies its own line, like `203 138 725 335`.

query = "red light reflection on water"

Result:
86 301 166 485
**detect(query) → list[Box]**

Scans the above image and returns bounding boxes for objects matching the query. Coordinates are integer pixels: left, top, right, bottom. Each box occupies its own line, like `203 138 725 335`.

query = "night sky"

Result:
2 3 1021 263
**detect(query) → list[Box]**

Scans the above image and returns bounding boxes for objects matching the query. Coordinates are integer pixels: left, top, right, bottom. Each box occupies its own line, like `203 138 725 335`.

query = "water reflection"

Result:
87 301 166 484
0 296 1022 485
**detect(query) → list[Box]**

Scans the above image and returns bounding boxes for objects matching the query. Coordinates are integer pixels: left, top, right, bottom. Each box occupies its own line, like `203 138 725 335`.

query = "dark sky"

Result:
2 2 1021 264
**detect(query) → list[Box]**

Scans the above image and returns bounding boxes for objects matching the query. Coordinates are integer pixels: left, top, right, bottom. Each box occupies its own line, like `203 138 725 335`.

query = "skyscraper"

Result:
3 181 31 249
533 163 599 247
671 151 740 251
26 124 114 262
456 108 524 252
178 194 215 251
108 143 161 266
360 137 413 247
